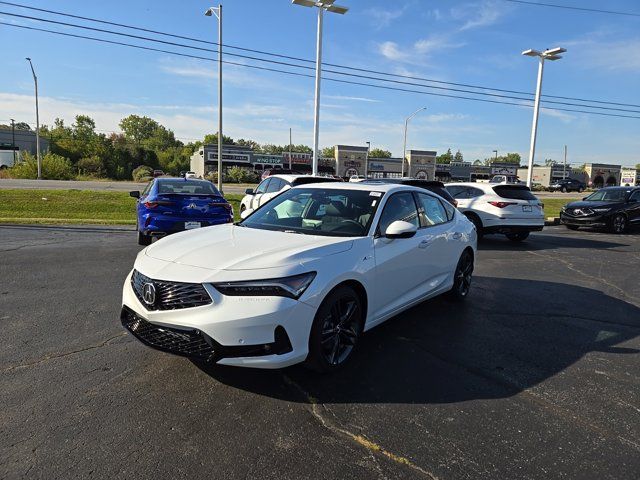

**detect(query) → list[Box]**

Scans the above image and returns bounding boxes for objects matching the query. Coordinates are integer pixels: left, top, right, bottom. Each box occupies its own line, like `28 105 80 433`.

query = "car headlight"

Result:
592 208 612 213
212 272 316 299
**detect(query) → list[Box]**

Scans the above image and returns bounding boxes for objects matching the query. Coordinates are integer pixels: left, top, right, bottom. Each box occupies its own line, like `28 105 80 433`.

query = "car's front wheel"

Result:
306 285 363 373
561 186 567 193
611 214 627 234
448 250 474 302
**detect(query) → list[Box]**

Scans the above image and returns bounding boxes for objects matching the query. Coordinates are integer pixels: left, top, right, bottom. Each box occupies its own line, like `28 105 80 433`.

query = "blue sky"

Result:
1 0 639 165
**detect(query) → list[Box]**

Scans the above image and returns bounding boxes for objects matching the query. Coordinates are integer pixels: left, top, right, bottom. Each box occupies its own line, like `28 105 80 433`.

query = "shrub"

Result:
77 156 106 178
11 152 75 180
132 165 152 182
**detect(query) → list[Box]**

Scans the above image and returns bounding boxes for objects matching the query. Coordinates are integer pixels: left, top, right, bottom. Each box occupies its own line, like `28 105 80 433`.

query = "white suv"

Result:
445 182 544 241
240 174 338 214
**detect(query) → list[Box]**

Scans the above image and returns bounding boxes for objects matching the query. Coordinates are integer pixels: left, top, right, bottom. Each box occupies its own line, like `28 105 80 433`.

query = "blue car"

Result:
130 177 233 245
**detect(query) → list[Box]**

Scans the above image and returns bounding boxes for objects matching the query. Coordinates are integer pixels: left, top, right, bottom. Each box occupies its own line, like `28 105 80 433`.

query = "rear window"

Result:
292 177 339 186
493 185 537 200
157 180 220 195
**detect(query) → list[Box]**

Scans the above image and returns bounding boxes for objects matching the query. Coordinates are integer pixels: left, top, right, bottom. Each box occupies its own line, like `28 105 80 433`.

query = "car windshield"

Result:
584 189 628 202
157 180 220 195
240 187 383 237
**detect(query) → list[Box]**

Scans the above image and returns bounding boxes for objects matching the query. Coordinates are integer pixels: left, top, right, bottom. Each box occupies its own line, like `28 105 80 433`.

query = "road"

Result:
1 225 639 479
0 178 251 195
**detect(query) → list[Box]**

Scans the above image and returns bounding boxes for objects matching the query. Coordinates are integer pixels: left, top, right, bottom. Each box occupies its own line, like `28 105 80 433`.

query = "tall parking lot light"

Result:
292 0 348 176
25 57 41 180
205 5 223 193
401 106 426 177
522 47 566 188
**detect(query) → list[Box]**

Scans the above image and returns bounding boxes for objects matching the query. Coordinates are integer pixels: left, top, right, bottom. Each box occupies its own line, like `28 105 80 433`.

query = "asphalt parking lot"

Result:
1 225 639 479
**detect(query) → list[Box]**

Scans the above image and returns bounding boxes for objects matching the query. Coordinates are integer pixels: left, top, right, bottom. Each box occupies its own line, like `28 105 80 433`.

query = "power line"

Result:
502 0 640 18
3 10 640 115
2 21 640 121
2 1 639 109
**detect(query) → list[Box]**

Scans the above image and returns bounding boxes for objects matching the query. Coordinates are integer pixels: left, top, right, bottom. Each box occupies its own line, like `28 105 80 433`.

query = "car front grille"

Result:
131 269 212 311
121 307 215 361
564 207 594 217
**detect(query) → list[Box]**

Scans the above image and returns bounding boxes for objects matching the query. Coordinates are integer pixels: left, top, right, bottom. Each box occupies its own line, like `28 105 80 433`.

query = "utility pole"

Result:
10 119 16 166
25 58 41 179
493 149 498 162
205 5 223 193
289 128 292 170
563 145 567 179
365 141 370 178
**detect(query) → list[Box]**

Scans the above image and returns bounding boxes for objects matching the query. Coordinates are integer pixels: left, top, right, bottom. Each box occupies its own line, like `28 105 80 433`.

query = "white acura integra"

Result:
121 182 477 372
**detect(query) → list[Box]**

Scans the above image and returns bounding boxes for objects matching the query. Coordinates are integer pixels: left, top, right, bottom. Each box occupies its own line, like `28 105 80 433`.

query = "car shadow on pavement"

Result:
193 276 639 405
478 233 629 251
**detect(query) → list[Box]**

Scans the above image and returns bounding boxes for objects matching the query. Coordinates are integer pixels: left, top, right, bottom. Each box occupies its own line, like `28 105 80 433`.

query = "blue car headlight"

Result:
212 272 316 299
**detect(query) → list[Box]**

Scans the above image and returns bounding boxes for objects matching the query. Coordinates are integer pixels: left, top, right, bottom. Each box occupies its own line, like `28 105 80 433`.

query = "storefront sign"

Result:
369 162 385 171
207 152 250 163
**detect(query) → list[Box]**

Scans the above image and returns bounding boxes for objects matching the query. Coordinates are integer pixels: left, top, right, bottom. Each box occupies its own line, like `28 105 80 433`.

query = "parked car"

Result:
152 170 164 178
361 178 457 207
130 177 232 246
240 174 338 214
548 178 585 193
121 182 476 372
445 182 544 241
184 171 198 179
489 175 524 184
349 175 366 182
560 186 640 233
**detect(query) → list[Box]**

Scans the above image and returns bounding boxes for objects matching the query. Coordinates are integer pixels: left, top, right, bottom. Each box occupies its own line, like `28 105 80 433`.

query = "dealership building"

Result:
0 129 48 165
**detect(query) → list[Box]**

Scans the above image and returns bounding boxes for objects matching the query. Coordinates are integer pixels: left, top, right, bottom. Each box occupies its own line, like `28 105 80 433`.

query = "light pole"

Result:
205 5 223 194
365 141 370 178
292 0 348 176
25 57 41 179
563 144 567 179
401 106 427 178
522 47 566 188
10 119 16 166
493 150 498 162
289 127 293 170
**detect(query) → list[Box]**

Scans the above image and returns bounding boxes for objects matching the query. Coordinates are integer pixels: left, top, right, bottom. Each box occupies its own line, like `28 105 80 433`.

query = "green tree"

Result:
320 146 335 158
454 150 463 162
203 133 235 145
368 148 391 158
119 115 160 145
436 148 453 164
544 158 556 166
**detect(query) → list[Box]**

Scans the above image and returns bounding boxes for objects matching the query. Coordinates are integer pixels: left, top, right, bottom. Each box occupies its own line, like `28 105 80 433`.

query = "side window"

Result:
378 192 419 234
447 185 462 198
416 193 448 227
629 190 640 201
469 187 484 198
255 178 271 194
142 181 153 197
266 178 283 193
442 199 456 221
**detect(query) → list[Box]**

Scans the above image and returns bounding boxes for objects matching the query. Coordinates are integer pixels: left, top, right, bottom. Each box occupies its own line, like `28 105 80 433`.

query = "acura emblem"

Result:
142 282 156 305
188 203 197 209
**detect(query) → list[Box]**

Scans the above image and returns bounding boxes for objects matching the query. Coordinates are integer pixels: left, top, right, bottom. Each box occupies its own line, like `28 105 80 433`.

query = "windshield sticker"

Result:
371 200 378 207
369 191 382 197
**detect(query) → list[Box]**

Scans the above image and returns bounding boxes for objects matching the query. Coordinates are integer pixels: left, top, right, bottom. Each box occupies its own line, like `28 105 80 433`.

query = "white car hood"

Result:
144 224 354 271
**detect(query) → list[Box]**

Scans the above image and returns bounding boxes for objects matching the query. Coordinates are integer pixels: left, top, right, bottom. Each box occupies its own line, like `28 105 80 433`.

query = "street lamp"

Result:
205 5 223 194
10 119 16 166
493 149 498 162
401 106 427 177
292 0 348 176
365 141 370 178
25 57 41 179
522 46 566 188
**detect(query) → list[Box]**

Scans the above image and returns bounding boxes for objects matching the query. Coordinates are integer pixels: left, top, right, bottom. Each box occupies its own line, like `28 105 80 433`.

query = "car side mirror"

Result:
240 208 254 220
385 220 418 239
245 188 254 195
129 191 140 199
582 196 588 201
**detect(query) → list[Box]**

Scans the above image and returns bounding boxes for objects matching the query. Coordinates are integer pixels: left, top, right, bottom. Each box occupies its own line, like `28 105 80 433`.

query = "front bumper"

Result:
560 213 608 228
121 271 317 368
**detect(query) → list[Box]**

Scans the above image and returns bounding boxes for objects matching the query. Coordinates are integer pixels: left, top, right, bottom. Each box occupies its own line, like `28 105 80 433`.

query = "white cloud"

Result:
540 108 576 123
365 7 406 29
378 35 464 65
451 1 505 31
325 95 381 103
564 37 640 73
378 41 410 62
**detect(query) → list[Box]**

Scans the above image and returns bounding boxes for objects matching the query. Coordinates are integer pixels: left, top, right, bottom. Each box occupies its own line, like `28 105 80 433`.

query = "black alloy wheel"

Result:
611 214 627 234
561 186 567 193
307 286 363 373
448 250 474 302
506 231 530 242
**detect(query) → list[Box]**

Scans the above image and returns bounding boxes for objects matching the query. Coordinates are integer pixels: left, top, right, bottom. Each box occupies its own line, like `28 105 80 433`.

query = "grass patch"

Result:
542 198 578 218
0 189 243 225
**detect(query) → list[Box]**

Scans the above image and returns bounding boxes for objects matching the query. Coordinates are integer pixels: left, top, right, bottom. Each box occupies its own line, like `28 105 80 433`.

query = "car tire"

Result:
566 225 579 231
506 232 530 242
611 214 627 234
138 231 152 246
561 186 567 193
464 212 484 240
448 249 474 302
240 204 246 213
306 285 363 373
578 187 584 193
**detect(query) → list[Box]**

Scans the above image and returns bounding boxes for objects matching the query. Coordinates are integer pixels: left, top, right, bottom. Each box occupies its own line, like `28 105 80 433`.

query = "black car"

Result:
560 186 640 233
360 178 457 206
548 178 586 193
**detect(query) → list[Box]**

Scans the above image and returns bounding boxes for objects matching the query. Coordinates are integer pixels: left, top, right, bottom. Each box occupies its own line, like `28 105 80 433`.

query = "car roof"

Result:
267 174 329 183
155 177 212 184
295 181 425 194
363 178 445 188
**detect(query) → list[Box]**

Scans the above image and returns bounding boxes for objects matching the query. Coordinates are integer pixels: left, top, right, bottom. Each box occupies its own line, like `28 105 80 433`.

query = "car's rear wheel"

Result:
566 225 579 231
611 214 627 234
138 231 152 246
306 285 363 373
448 250 474 302
506 232 530 242
464 212 483 240
561 186 567 193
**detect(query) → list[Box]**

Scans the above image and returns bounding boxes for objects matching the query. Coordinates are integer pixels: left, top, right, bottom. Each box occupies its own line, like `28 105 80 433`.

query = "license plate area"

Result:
185 221 202 230
522 205 532 212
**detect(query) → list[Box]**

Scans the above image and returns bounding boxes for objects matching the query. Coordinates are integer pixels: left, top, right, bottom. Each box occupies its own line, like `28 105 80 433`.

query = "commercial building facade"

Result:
0 129 49 166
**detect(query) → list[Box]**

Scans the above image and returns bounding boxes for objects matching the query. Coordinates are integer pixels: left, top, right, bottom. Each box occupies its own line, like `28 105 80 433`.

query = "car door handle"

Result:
418 238 433 249
452 232 463 240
